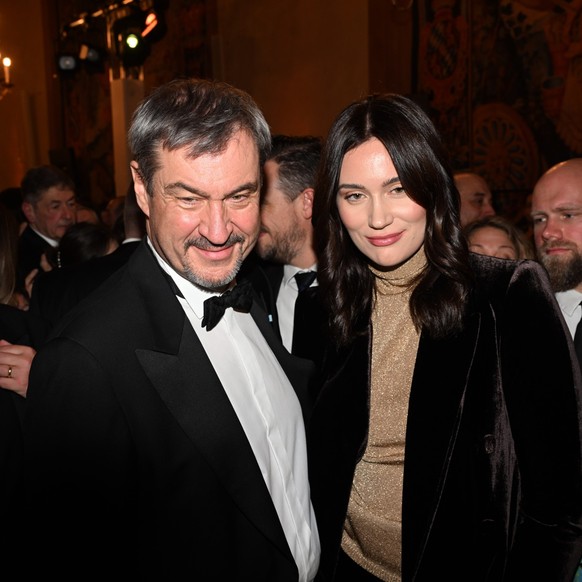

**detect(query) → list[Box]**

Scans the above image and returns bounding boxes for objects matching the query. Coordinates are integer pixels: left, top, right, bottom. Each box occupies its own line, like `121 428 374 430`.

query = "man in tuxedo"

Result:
17 165 76 288
28 180 145 330
251 135 322 357
21 79 320 580
454 171 495 226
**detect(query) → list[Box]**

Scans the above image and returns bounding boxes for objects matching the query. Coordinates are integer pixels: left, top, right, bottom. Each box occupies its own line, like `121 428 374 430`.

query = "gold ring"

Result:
7 366 12 379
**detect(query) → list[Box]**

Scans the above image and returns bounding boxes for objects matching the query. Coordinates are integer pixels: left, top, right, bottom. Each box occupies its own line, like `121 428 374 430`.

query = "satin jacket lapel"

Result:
129 244 293 562
403 310 481 576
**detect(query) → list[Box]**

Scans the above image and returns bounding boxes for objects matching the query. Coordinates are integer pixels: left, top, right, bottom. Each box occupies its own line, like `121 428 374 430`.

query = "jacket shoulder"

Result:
468 253 547 302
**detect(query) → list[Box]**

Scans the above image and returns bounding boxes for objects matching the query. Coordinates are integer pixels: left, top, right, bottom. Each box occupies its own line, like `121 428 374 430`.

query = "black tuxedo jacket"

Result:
308 255 582 581
21 241 316 580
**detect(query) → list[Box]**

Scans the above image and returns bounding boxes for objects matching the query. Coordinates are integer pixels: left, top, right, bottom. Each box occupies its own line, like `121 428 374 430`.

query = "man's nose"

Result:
199 200 233 244
481 201 495 218
63 205 75 221
541 217 562 241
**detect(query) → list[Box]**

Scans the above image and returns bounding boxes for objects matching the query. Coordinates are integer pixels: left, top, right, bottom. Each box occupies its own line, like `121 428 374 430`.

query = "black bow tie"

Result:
202 280 253 331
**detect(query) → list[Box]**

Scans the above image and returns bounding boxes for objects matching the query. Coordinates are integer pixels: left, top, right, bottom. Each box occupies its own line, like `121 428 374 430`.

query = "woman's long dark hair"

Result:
313 93 473 346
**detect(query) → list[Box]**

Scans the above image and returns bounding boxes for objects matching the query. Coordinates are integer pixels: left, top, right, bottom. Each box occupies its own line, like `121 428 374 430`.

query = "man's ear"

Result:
22 201 35 225
130 163 151 218
302 188 314 220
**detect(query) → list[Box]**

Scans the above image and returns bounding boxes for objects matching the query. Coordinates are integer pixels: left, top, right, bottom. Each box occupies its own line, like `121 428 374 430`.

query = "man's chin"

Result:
184 258 243 291
542 252 582 292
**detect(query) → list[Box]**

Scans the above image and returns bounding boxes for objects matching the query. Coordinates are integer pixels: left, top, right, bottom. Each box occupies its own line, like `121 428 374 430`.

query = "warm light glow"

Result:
2 56 11 85
126 33 140 49
142 13 158 37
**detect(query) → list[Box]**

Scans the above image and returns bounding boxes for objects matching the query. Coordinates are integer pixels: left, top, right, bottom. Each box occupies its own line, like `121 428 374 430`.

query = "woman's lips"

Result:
366 231 404 246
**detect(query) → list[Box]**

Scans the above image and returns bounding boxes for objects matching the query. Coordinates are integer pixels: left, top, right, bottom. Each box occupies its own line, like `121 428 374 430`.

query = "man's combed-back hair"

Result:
21 165 75 205
128 78 272 195
268 135 322 202
312 93 473 346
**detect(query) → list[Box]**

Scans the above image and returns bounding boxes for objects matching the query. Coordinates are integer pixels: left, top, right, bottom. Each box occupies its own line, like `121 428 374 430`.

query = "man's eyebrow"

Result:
554 205 582 212
531 205 582 216
164 181 259 197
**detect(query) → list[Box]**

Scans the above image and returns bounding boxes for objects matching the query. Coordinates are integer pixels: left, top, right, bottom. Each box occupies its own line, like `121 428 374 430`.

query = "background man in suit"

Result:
530 157 582 582
454 171 495 227
252 135 322 355
28 180 145 331
17 165 76 288
531 158 582 346
21 79 320 580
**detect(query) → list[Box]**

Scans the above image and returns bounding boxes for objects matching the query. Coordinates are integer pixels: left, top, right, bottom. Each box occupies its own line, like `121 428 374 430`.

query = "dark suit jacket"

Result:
244 256 285 338
17 225 52 289
308 254 582 581
0 304 48 558
21 241 316 580
29 239 140 330
245 256 325 361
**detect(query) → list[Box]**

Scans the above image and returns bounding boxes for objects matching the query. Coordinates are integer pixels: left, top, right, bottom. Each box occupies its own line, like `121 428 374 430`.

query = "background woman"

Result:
309 94 582 581
464 214 534 260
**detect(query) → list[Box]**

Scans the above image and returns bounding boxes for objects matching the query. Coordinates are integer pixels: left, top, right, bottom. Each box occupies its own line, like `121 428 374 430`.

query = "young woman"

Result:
464 215 534 260
308 94 582 581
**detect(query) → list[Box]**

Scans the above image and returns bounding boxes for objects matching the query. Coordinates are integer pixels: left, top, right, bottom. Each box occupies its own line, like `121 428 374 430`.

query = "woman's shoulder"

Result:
468 252 549 305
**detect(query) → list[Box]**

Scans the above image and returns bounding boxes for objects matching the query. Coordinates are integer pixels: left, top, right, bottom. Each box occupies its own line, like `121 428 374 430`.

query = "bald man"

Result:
531 157 582 582
454 171 495 226
531 159 582 335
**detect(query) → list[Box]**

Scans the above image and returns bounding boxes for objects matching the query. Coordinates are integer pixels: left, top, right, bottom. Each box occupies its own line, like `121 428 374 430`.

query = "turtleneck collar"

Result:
369 245 427 295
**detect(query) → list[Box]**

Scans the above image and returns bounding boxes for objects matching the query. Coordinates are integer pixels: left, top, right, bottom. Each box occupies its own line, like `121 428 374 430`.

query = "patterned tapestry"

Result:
415 0 582 221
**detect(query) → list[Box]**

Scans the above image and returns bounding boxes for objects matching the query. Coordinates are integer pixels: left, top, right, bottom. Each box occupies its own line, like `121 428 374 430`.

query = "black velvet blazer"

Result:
308 254 582 581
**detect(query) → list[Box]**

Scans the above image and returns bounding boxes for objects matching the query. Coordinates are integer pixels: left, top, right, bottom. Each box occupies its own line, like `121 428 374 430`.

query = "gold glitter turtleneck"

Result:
341 247 427 581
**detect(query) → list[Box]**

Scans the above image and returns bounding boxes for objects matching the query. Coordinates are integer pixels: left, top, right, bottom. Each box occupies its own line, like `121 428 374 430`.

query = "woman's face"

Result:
336 138 426 268
467 225 518 259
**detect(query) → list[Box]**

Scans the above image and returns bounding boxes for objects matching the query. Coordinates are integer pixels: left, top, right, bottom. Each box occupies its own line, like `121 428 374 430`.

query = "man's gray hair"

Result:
128 78 271 195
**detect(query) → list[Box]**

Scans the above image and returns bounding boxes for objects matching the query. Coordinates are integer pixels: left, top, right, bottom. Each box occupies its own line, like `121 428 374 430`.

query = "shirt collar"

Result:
30 226 58 248
282 263 317 287
555 288 582 316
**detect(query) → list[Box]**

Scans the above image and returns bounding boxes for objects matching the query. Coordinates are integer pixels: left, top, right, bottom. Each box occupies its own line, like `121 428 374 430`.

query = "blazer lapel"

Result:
129 244 294 562
136 321 293 562
403 310 481 577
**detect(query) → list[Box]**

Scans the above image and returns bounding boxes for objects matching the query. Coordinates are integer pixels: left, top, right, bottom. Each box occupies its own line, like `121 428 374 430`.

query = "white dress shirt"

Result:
276 264 318 351
151 242 320 581
30 226 58 247
555 288 582 339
